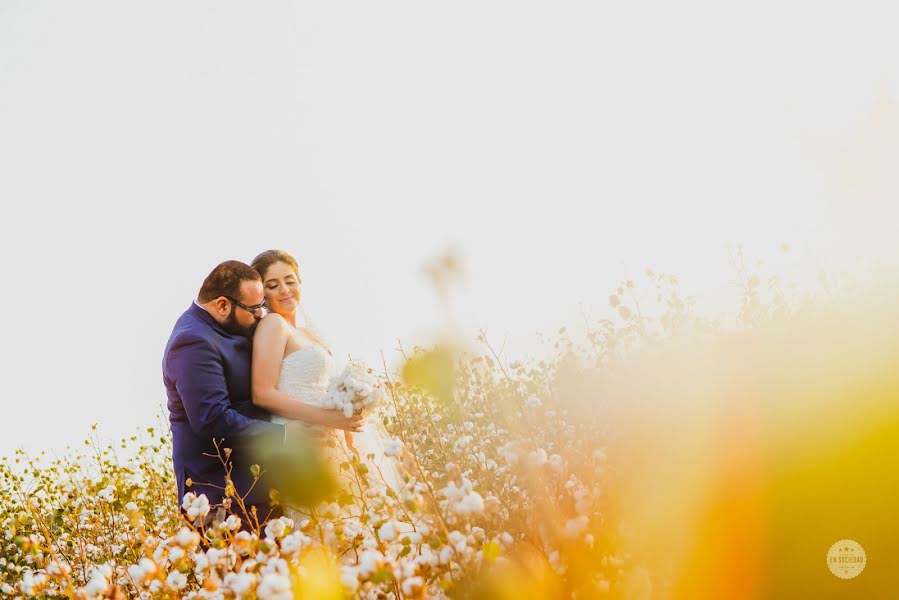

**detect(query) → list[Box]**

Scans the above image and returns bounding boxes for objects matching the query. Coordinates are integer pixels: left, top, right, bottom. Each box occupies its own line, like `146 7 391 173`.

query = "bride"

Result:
249 249 403 497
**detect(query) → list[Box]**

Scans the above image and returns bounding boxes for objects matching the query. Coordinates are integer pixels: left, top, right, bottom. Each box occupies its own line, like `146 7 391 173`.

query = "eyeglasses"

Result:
224 296 267 315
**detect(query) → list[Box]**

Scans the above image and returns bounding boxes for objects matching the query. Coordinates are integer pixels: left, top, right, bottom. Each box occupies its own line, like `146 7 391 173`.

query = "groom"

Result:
163 260 288 528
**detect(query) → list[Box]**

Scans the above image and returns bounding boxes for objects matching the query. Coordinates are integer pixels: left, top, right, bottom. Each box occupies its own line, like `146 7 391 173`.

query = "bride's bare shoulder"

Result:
255 312 289 335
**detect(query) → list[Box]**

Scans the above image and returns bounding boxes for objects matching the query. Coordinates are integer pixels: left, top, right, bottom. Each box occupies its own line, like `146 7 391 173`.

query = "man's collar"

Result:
189 301 222 332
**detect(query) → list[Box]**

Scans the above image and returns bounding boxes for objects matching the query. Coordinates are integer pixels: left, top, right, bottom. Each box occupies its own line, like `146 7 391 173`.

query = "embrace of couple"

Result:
162 250 389 530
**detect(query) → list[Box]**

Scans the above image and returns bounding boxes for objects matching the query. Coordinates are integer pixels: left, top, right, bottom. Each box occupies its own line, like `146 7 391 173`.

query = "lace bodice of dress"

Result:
276 345 334 407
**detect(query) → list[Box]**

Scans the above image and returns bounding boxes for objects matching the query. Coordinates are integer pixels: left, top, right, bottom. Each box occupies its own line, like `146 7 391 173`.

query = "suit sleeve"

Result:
168 335 285 448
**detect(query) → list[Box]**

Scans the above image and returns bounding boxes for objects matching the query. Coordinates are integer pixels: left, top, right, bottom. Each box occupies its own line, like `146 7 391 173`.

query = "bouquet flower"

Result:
323 360 388 418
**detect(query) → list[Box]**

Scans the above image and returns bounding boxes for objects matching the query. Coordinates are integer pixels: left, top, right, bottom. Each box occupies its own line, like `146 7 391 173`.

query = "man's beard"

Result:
222 306 258 338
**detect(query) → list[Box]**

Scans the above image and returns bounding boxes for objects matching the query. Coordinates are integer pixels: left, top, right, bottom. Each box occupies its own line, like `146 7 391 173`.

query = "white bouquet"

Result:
324 361 388 418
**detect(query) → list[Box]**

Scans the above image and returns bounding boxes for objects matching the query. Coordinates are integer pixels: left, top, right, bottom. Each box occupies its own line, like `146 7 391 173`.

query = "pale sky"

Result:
2 1 898 457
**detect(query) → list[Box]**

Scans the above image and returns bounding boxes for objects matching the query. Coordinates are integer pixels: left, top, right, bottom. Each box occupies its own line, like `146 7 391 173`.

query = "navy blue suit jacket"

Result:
163 303 285 508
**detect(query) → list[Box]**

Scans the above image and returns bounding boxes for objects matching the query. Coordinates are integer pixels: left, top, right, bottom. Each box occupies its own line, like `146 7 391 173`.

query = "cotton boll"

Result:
497 442 519 465
384 439 404 457
256 573 292 600
528 448 548 466
454 491 484 516
563 515 589 538
264 518 286 540
401 576 424 596
193 550 210 574
378 521 399 542
166 571 187 591
340 566 360 593
168 547 185 563
549 454 564 472
223 572 256 595
127 564 146 586
447 530 467 552
356 550 384 578
181 492 197 512
83 572 109 596
176 527 200 548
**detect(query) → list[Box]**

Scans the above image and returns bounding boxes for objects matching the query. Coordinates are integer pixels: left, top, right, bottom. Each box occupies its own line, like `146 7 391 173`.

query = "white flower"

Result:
124 501 139 512
166 570 187 590
168 547 185 563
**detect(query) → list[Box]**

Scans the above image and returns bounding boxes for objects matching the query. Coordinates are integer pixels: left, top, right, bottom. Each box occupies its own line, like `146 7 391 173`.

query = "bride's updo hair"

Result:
251 249 299 280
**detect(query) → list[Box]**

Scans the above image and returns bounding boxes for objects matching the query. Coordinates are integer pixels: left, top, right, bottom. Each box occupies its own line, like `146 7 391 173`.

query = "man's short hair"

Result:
198 260 261 303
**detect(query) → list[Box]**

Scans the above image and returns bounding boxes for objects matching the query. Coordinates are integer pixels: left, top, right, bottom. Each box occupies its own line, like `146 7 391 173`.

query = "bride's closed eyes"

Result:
265 277 301 290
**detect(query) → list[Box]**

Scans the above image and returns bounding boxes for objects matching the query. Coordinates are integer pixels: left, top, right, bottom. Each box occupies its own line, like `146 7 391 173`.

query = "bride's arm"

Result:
252 314 362 431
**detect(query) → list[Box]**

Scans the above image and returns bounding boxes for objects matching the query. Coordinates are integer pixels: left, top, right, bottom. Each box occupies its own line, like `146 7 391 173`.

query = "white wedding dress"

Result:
271 309 403 493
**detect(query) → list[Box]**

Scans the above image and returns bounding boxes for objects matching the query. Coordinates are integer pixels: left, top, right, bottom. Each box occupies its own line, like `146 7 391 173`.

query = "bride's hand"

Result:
314 407 364 432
